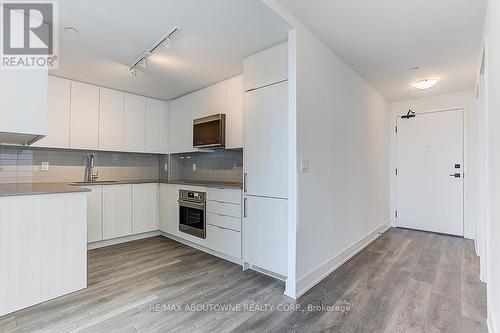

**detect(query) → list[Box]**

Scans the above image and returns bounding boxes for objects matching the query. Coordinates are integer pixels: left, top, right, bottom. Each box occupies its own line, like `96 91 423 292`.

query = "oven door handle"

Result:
178 200 205 210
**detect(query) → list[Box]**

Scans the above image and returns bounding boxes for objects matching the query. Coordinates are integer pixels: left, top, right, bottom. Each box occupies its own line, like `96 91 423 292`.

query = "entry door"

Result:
396 109 464 236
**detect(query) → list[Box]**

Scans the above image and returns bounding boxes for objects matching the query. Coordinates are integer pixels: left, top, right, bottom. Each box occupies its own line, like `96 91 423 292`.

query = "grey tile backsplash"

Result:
167 149 243 184
0 146 160 184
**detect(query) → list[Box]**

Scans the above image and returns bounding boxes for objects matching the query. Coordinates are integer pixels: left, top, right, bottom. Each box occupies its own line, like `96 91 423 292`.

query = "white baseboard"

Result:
160 231 242 266
292 222 391 299
87 231 161 250
489 308 497 333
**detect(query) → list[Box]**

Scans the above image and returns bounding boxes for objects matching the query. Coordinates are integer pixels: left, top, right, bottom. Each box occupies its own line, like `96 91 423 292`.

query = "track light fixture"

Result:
129 27 180 76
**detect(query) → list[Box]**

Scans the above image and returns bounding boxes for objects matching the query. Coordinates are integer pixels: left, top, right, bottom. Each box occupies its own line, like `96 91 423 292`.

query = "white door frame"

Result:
395 107 466 234
476 40 489 284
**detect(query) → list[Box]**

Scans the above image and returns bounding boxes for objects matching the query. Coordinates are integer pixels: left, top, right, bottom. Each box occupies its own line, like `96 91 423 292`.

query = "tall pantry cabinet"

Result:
243 42 289 277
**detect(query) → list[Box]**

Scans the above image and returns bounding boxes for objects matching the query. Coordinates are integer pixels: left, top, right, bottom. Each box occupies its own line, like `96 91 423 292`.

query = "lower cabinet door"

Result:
243 196 288 277
206 224 241 259
87 186 103 243
103 184 132 240
159 184 170 233
132 183 159 234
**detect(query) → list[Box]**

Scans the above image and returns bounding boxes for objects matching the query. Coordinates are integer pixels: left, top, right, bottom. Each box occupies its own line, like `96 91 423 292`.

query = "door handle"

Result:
244 198 248 218
449 173 461 178
244 173 248 193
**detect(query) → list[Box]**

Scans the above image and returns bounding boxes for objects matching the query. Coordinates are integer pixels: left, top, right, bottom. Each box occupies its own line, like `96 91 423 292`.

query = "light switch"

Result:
299 158 309 172
164 164 168 172
41 162 49 171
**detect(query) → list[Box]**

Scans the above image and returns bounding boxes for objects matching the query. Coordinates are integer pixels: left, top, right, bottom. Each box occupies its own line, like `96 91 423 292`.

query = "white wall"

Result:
265 0 390 299
293 28 390 296
482 0 500 331
389 91 478 240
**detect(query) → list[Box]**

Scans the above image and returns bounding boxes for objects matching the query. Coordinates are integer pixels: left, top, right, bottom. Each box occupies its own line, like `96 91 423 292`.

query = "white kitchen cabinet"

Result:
86 185 103 243
103 184 132 240
159 184 170 233
169 185 180 234
0 192 86 317
244 42 288 91
207 213 241 232
244 81 288 199
167 81 227 153
207 187 242 204
226 75 244 149
70 81 100 150
164 102 169 153
206 225 241 259
0 68 48 145
206 201 241 219
145 98 166 153
168 96 196 153
99 88 124 151
132 183 159 234
243 196 288 276
124 93 146 153
32 76 70 148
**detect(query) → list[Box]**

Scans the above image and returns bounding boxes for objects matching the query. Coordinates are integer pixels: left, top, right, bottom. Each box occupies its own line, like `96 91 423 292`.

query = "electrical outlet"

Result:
192 163 197 171
41 162 49 171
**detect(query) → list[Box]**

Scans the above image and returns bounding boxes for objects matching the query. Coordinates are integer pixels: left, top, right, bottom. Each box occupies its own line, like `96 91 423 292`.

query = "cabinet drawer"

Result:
207 188 241 204
207 212 241 232
206 224 241 259
206 201 241 218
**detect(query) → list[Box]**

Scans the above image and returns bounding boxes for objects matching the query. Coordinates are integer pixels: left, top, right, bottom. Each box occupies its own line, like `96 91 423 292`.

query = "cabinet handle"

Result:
244 198 248 218
244 173 248 193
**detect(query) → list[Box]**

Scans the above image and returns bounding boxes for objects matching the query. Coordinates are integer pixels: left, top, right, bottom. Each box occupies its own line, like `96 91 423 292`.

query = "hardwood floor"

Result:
0 228 487 332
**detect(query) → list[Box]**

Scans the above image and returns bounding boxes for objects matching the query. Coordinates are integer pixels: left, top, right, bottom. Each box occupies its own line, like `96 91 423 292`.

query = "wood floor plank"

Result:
424 293 461 333
384 279 433 333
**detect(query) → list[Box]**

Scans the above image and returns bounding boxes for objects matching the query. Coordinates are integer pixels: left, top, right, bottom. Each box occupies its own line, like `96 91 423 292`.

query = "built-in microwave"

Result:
193 114 226 148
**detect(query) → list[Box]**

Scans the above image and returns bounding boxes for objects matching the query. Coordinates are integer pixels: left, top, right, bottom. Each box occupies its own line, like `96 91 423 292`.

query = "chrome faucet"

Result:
85 154 99 182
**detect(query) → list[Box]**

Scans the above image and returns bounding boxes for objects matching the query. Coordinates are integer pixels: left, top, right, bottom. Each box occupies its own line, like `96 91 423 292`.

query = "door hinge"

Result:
395 210 398 218
395 125 398 133
395 168 398 175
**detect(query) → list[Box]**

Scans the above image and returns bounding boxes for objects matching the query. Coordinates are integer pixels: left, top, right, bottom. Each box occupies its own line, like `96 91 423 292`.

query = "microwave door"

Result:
193 114 225 148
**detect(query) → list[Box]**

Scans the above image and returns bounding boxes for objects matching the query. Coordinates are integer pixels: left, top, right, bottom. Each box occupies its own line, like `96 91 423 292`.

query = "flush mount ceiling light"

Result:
413 78 438 90
64 26 79 35
129 27 180 77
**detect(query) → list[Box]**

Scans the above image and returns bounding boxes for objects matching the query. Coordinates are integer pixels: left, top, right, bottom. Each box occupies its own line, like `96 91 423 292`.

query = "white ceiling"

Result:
277 0 487 101
51 0 291 101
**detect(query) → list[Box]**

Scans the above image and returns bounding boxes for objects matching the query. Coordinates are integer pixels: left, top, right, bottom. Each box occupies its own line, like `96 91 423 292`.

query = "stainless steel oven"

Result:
178 189 206 239
193 114 226 148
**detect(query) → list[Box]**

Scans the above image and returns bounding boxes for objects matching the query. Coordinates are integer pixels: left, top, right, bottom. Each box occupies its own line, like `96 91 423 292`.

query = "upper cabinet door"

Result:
145 98 166 154
168 96 196 154
226 75 244 149
32 76 70 148
70 81 99 150
99 88 124 151
123 93 146 153
0 68 48 141
244 81 288 199
243 42 288 92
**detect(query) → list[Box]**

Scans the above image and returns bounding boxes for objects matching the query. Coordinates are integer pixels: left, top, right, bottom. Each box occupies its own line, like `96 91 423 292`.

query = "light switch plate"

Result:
41 162 49 171
299 158 309 172
192 163 197 171
164 164 168 172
